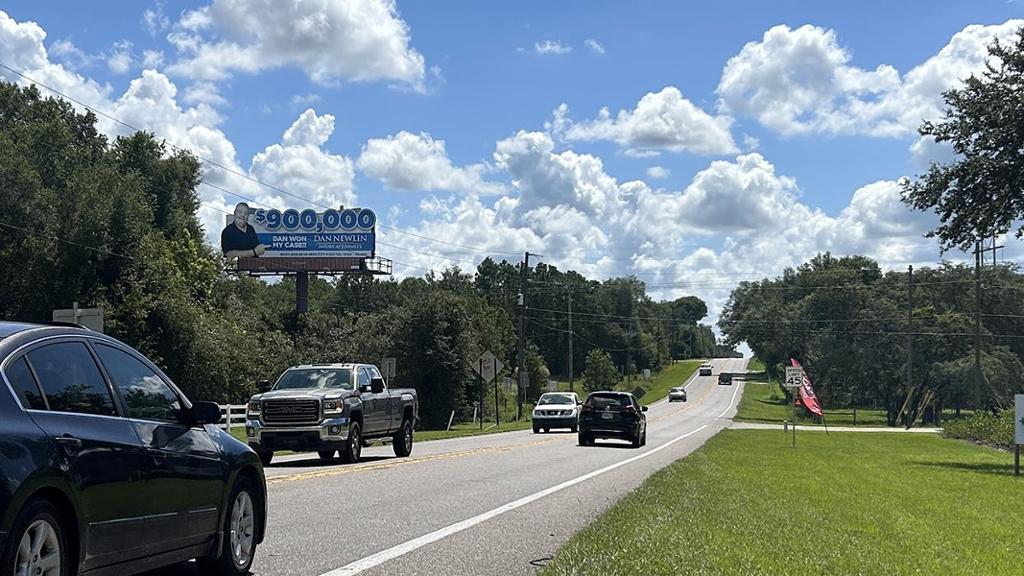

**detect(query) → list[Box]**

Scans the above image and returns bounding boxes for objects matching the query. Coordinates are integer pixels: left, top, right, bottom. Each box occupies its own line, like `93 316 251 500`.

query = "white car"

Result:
668 387 688 402
699 363 713 376
533 391 581 433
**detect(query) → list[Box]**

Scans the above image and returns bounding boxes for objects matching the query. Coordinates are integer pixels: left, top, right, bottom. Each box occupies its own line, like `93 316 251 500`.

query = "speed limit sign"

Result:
784 366 804 389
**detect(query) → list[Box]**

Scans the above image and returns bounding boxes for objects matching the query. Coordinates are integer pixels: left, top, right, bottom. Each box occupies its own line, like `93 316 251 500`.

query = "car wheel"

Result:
340 422 362 464
3 498 67 576
257 451 273 467
532 425 540 434
317 450 336 461
543 427 549 433
631 428 642 448
198 478 259 576
641 430 647 446
578 432 588 446
393 419 413 458
571 423 578 433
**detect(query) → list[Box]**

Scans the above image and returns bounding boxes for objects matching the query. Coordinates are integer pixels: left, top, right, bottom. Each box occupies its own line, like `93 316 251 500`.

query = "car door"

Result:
19 339 152 571
357 367 381 434
92 343 225 553
369 366 394 433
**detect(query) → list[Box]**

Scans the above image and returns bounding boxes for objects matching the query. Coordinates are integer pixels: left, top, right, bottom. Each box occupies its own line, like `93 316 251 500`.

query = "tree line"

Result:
0 82 721 429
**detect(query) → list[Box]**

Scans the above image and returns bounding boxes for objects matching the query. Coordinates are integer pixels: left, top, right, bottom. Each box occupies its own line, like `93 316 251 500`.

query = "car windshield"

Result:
538 394 574 405
274 368 354 391
588 394 631 409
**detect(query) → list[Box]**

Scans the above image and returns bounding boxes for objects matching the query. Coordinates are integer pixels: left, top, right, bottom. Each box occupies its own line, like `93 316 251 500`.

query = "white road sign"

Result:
53 303 104 333
381 357 397 379
473 350 503 383
784 366 804 389
1016 394 1024 445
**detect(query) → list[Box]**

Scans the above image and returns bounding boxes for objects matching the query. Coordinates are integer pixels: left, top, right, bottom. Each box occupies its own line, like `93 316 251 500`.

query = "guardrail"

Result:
218 404 247 431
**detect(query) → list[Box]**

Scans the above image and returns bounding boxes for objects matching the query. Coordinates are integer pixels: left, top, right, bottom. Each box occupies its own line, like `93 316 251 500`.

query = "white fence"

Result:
218 404 247 432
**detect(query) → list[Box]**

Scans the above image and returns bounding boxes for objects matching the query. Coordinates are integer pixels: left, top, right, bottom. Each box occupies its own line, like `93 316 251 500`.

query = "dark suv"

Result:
0 322 267 576
578 391 648 448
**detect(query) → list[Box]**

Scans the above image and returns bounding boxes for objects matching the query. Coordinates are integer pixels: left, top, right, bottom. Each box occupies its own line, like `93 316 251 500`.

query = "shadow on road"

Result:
267 455 393 468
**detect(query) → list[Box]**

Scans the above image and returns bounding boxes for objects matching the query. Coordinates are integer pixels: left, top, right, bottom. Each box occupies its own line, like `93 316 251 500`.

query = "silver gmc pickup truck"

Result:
245 363 418 466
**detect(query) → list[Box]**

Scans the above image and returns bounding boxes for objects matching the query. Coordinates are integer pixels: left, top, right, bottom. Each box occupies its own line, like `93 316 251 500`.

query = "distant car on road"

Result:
532 392 581 433
246 363 418 465
0 321 267 576
699 363 713 376
718 373 733 386
578 391 647 448
668 387 688 402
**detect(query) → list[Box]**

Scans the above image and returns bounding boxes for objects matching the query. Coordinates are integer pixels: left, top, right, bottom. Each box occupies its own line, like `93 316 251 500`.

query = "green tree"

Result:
901 27 1024 251
583 349 619 393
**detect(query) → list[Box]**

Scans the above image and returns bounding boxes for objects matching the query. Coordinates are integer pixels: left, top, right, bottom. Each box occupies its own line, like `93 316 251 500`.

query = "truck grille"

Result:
262 399 320 424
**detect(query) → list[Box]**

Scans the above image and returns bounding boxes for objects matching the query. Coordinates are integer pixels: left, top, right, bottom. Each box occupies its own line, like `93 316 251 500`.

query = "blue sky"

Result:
2 0 1022 318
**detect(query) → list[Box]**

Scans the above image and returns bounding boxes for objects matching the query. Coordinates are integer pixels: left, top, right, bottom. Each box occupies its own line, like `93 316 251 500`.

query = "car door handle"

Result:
54 435 82 455
147 448 168 466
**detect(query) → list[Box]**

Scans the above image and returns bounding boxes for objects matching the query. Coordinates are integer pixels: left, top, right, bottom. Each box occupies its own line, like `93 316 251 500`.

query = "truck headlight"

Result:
323 400 344 413
247 401 261 413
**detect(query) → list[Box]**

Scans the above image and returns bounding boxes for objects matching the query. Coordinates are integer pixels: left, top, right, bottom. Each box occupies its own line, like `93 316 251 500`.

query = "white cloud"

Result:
142 1 170 37
182 81 226 107
166 0 427 89
560 87 738 156
141 49 164 69
290 93 321 106
533 40 572 55
249 109 356 208
49 39 94 69
718 21 1024 137
357 131 506 195
585 39 605 55
646 166 670 179
107 41 134 74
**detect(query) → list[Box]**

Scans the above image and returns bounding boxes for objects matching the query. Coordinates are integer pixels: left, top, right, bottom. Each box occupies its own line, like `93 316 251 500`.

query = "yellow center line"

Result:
268 378 727 487
267 436 562 485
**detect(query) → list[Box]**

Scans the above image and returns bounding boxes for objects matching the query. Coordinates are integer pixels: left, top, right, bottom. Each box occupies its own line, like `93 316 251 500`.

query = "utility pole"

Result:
516 251 532 420
974 241 984 408
567 285 574 393
906 265 914 427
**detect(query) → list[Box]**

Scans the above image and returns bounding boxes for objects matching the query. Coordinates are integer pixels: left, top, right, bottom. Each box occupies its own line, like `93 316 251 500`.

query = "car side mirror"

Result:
371 377 385 394
190 401 222 426
642 406 649 412
257 379 272 392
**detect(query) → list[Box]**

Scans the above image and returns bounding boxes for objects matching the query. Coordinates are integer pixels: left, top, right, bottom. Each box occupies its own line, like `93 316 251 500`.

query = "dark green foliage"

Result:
583 349 620 393
943 410 1016 450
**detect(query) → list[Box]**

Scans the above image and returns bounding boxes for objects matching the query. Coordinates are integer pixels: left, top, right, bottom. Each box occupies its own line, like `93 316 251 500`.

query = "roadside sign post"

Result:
381 357 396 386
473 351 504 428
1015 395 1024 476
53 302 104 333
784 367 804 449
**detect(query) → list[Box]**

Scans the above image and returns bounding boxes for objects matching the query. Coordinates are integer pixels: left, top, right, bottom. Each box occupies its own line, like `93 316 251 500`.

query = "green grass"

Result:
747 356 766 372
415 418 535 441
543 430 1024 576
734 376 889 426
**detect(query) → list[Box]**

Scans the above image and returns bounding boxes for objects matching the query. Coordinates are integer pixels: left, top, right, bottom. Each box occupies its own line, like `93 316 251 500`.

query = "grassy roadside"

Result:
543 430 1024 576
734 375 889 427
634 359 704 405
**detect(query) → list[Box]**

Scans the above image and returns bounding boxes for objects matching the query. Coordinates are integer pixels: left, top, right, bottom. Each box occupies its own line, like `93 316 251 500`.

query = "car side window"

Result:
27 341 116 416
5 356 48 410
357 368 371 388
94 344 182 423
369 366 383 381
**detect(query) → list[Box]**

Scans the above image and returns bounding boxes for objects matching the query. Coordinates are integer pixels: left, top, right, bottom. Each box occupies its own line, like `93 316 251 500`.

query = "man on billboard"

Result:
221 202 267 259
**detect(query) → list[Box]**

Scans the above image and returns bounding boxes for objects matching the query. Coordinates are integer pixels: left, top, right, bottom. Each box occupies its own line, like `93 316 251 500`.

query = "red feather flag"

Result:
790 358 823 417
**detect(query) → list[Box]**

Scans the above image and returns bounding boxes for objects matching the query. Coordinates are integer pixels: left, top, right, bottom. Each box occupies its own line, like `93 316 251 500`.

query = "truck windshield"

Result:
274 369 354 391
538 394 574 405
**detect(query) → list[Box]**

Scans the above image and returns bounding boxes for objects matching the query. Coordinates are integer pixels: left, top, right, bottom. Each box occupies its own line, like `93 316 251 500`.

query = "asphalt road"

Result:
161 357 748 576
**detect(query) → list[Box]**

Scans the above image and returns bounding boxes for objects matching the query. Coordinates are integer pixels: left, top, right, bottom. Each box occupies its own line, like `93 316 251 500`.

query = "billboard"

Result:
221 203 376 259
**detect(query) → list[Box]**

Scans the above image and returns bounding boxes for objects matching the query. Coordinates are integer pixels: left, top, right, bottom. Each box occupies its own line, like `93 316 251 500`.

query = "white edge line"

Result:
321 424 710 576
716 381 742 420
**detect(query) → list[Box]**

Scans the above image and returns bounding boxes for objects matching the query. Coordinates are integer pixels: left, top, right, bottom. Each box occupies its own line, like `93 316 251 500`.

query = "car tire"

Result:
571 423 578 433
577 432 588 446
198 477 259 576
339 422 362 464
532 425 540 434
317 450 336 461
543 427 549 433
2 498 68 576
631 428 642 448
257 451 273 467
393 419 413 458
641 430 647 446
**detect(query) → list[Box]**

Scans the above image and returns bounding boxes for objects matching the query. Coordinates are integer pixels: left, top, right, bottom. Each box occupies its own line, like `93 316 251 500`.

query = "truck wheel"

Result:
257 451 273 467
317 450 336 461
2 498 67 576
393 419 413 458
340 422 362 464
532 425 540 434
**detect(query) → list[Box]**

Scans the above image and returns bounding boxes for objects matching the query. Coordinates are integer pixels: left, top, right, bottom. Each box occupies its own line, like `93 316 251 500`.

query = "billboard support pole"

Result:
296 272 310 316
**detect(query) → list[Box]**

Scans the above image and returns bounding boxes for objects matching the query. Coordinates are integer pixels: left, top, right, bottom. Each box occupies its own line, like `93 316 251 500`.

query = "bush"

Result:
943 410 1015 450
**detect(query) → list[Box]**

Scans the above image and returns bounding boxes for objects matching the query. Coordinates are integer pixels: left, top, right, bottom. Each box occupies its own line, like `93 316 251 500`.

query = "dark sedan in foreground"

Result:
578 391 647 448
0 322 267 576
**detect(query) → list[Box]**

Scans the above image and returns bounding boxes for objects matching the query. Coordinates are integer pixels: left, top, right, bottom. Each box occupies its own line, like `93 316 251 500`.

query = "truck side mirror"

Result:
370 377 385 394
257 379 272 392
